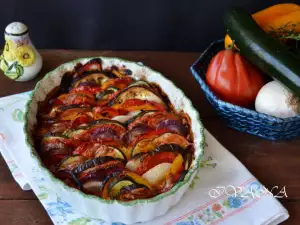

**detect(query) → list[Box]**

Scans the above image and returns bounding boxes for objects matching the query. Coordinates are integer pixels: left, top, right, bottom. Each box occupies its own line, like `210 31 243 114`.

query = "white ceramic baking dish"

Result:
24 57 205 224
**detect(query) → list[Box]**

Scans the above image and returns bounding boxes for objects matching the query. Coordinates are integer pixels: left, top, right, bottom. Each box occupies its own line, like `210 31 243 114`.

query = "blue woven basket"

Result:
190 39 300 140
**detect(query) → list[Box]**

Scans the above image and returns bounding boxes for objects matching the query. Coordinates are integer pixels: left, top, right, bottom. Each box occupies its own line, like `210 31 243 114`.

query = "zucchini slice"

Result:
88 119 125 127
128 80 150 88
101 171 152 199
224 7 300 97
109 180 135 199
111 67 132 78
94 145 126 160
110 86 165 106
41 135 69 152
131 138 153 157
124 110 157 126
95 87 119 101
58 155 88 171
111 111 141 124
63 128 88 139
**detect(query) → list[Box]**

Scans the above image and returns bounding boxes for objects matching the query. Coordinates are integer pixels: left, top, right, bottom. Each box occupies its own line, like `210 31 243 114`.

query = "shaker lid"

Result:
5 22 28 36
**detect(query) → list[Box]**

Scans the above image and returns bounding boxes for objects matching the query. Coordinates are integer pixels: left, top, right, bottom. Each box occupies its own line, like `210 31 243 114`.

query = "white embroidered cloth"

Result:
0 92 289 225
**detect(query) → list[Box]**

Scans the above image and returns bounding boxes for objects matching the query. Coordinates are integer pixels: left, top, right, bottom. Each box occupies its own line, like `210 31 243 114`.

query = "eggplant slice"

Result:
118 185 154 201
82 180 103 196
73 156 124 174
73 73 109 88
111 66 132 77
76 160 125 183
64 119 126 141
122 124 153 145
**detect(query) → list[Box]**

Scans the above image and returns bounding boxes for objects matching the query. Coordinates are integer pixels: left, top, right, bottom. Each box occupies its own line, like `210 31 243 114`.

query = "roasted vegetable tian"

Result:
34 58 194 201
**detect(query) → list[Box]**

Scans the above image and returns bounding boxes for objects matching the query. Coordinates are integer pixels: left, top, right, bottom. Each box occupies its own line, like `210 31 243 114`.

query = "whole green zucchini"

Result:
223 7 300 97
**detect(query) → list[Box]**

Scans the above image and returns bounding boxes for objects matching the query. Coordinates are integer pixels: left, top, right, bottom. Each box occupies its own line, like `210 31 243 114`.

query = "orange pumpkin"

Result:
224 3 300 48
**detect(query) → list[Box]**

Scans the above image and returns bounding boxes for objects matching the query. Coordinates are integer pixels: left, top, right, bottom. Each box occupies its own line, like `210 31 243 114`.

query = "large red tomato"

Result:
206 49 265 107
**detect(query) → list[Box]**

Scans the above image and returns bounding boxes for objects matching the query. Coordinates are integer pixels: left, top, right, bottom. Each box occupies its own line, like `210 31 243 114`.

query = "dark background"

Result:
0 0 296 51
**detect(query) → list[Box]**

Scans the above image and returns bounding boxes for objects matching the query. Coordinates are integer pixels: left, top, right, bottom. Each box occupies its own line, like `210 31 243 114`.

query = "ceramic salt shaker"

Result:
0 22 42 81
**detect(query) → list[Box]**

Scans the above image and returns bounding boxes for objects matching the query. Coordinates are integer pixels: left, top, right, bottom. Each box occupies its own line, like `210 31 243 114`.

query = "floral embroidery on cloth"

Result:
169 179 269 225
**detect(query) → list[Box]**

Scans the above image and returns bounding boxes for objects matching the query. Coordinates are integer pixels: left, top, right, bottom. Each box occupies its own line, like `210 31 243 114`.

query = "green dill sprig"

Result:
267 22 300 41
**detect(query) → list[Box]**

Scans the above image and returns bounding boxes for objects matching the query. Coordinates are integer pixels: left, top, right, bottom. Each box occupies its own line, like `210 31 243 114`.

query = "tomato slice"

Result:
49 121 72 133
73 142 90 155
70 86 102 95
59 108 93 121
130 128 170 147
73 142 125 159
76 58 102 76
126 151 178 175
48 98 64 106
42 149 71 167
74 143 95 158
137 152 178 175
71 115 93 127
57 94 69 102
93 107 128 119
101 77 134 90
65 92 96 106
112 99 166 112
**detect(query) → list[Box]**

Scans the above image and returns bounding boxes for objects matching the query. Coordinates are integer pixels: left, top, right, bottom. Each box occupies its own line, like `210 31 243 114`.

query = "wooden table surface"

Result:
0 50 299 225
